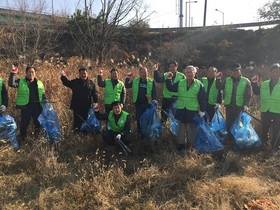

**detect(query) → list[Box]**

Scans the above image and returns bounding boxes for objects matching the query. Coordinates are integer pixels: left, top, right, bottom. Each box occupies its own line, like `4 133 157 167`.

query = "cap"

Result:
230 63 241 70
111 101 123 108
270 63 280 71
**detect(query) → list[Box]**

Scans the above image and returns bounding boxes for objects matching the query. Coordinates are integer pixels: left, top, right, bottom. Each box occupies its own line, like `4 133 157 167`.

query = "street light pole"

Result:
215 8 224 25
186 1 198 27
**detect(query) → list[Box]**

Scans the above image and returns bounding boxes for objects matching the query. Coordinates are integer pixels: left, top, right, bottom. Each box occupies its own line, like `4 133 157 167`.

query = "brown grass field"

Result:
0 58 279 210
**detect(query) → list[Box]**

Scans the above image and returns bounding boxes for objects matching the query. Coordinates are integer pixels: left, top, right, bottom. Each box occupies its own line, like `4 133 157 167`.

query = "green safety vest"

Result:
107 110 129 133
0 79 3 105
163 72 185 98
201 77 219 105
260 80 280 114
104 79 124 104
224 77 249 106
177 79 201 111
132 77 153 103
16 78 44 106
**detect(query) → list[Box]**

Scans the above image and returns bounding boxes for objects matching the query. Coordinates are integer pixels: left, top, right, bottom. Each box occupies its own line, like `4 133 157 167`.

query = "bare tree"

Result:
258 0 280 21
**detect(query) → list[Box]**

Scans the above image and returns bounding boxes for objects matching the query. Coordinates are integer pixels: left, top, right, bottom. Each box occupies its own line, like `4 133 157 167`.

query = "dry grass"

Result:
0 59 279 209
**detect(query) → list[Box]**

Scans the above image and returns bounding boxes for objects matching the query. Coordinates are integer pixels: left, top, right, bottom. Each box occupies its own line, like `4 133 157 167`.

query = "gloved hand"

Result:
243 105 249 112
166 72 173 79
93 103 100 112
99 70 103 76
11 63 19 74
153 63 159 71
126 72 132 78
214 103 221 109
216 72 223 79
251 75 259 83
152 100 158 106
198 111 205 118
115 134 121 141
61 70 66 76
0 105 6 112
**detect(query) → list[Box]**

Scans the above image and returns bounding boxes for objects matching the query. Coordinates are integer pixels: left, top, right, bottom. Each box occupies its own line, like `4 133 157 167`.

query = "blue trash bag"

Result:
0 115 19 149
168 101 178 136
209 109 228 144
230 112 262 150
140 105 163 141
80 108 101 134
38 102 61 143
193 114 224 152
169 118 178 136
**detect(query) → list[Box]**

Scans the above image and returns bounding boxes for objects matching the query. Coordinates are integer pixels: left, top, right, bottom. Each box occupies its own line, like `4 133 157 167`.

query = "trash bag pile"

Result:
230 112 262 149
38 102 61 143
193 114 224 152
0 115 19 149
168 101 178 136
209 109 228 144
140 104 162 140
80 108 102 134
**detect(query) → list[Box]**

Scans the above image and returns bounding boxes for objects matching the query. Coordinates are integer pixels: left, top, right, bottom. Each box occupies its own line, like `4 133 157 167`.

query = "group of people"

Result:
0 61 279 153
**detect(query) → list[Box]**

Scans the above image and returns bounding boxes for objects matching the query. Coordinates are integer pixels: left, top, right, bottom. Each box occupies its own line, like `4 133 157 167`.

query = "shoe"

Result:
35 129 40 139
176 144 186 152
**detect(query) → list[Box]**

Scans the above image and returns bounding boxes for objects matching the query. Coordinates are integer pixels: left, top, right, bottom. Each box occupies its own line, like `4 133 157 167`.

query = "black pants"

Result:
261 112 280 149
73 109 89 131
206 104 216 122
161 97 176 122
20 103 42 137
225 106 243 132
135 103 150 132
102 130 131 146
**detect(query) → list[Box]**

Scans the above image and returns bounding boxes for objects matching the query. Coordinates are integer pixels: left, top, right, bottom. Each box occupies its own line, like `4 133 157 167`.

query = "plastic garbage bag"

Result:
140 105 162 140
230 112 262 149
0 115 19 149
80 108 101 134
168 101 178 136
38 102 61 143
193 114 224 152
209 109 228 144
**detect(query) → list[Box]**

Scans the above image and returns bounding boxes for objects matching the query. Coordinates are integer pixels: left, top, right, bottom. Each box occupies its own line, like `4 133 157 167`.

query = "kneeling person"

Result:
95 101 131 147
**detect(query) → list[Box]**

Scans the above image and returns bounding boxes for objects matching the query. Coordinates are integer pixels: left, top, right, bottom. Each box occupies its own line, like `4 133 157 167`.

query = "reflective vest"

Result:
177 79 201 111
132 77 153 103
224 77 249 106
104 79 124 104
201 77 219 105
0 79 2 105
16 78 44 106
163 72 185 98
107 110 129 133
260 80 280 114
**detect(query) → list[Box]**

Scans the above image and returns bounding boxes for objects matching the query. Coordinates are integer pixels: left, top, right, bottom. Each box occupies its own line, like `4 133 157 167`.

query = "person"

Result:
8 64 46 142
166 65 207 152
0 76 8 116
201 66 223 120
153 61 185 123
219 63 252 132
125 66 157 136
94 101 131 148
251 63 280 151
97 68 126 113
61 67 98 133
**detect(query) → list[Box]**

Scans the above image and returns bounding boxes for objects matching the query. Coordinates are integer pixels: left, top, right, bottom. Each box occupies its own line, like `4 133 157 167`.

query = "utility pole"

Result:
179 0 183 28
203 0 207 26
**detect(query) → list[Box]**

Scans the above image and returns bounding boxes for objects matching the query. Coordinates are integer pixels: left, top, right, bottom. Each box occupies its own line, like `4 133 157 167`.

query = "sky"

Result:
0 0 271 28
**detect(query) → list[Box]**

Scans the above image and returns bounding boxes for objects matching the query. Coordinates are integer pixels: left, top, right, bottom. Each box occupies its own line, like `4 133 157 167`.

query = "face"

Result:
184 67 196 80
168 63 177 74
139 67 147 80
111 70 118 80
79 70 88 80
26 68 36 81
270 69 280 80
207 67 217 79
112 104 122 115
231 68 241 79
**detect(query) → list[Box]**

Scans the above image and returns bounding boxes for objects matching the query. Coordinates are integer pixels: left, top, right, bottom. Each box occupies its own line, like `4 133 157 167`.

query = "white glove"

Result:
116 134 121 141
61 70 66 76
166 72 173 79
214 103 221 109
0 105 6 112
93 103 100 112
99 70 103 76
153 63 159 71
198 111 205 118
11 64 18 73
243 106 249 112
251 75 259 83
216 72 223 79
126 72 132 78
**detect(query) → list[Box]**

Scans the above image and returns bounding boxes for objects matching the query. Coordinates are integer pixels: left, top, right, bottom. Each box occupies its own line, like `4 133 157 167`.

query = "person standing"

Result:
125 67 157 135
251 63 280 151
201 66 223 120
9 64 46 141
0 76 8 115
97 68 126 113
61 67 98 132
153 61 185 123
166 65 207 152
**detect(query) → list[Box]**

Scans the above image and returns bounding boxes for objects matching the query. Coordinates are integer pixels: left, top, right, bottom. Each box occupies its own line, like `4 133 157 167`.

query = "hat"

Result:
270 63 280 71
230 63 241 70
111 101 123 108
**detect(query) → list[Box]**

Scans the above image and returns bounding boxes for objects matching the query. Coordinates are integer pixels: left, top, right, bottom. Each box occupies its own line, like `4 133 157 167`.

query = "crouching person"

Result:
94 101 132 148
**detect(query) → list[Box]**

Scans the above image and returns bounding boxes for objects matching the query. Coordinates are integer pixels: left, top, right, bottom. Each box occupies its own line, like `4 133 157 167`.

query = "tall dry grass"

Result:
0 59 279 209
